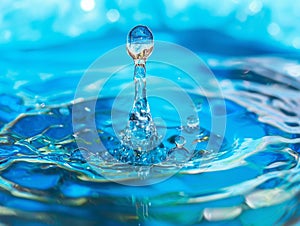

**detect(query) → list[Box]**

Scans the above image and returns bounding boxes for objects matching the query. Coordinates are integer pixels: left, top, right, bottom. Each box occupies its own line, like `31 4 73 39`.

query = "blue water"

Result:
1 18 300 226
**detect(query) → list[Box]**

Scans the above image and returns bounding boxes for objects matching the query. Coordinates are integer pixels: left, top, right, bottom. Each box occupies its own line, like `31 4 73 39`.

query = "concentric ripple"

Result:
0 55 300 225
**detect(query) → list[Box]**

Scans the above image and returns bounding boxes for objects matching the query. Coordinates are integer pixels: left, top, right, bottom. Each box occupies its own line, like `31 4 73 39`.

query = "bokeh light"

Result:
0 0 299 54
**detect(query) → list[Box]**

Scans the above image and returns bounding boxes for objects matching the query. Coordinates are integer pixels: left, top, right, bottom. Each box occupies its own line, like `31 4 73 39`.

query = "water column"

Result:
121 25 160 153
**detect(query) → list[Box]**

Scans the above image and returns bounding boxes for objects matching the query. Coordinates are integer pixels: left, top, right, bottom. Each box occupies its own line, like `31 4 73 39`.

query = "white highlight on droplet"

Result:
80 0 95 12
106 9 120 22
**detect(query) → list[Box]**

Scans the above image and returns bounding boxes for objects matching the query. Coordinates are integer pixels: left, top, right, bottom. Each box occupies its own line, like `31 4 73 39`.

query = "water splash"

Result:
121 25 160 152
106 25 205 166
1 27 300 225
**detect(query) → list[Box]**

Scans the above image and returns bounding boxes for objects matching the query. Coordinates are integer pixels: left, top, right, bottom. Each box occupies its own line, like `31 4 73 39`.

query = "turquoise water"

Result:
1 27 300 226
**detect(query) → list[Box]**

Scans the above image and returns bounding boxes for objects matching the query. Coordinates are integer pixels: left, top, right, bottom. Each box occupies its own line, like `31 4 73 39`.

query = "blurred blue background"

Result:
2 0 300 103
1 0 300 55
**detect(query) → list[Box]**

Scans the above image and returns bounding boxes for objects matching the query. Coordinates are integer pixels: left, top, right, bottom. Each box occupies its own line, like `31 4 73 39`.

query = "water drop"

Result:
175 136 186 148
187 115 199 128
167 136 190 164
127 25 154 63
184 115 199 133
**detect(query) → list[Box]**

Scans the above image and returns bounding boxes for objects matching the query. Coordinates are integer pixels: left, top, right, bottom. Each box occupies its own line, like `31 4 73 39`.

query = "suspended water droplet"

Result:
187 115 199 128
175 136 186 148
184 115 200 133
127 25 154 63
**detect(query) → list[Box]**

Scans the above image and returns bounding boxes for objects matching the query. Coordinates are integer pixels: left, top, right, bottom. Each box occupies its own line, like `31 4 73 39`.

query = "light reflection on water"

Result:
0 32 300 225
